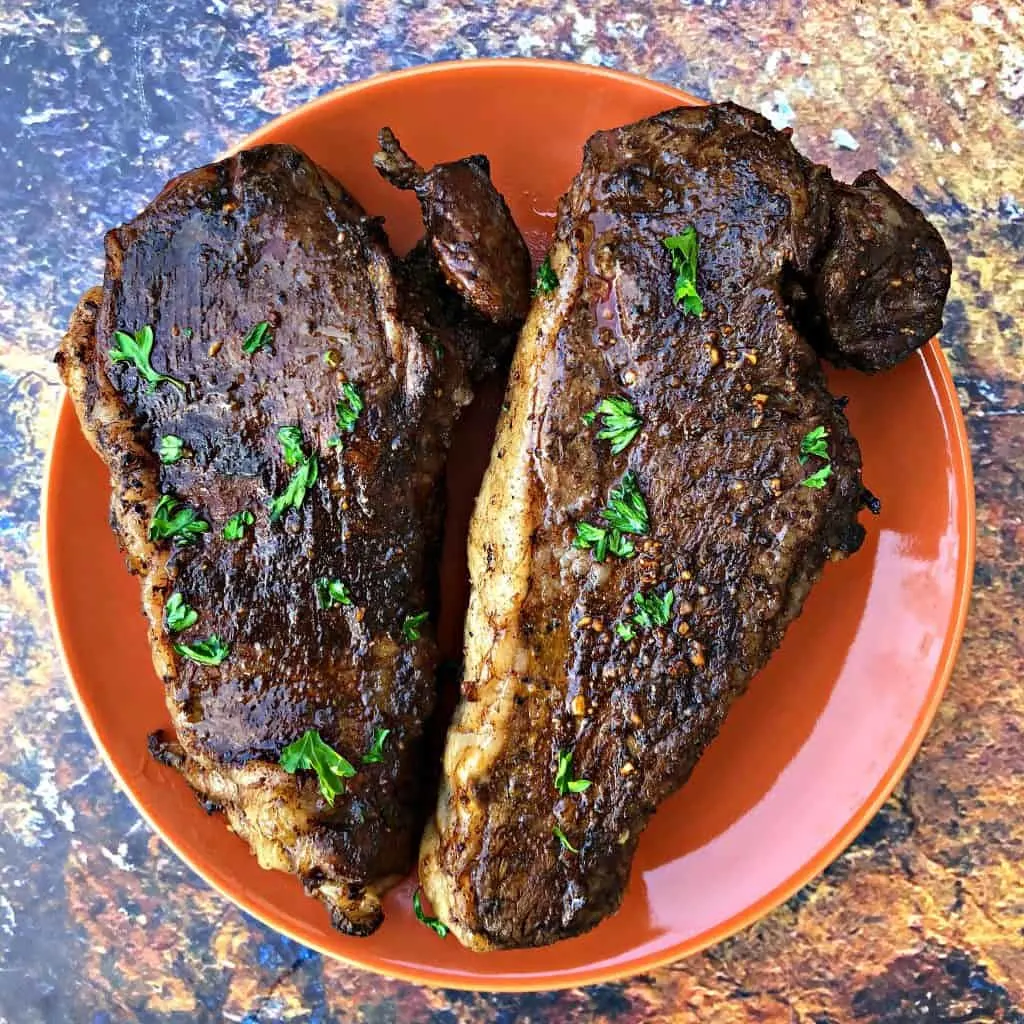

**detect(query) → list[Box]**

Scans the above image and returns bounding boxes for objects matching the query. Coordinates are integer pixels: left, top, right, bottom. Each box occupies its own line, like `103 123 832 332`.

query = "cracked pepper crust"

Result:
420 104 950 950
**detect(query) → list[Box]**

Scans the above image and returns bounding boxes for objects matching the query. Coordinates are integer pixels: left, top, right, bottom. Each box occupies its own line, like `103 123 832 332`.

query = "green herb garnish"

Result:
632 588 675 629
149 495 209 545
614 621 637 642
553 825 579 854
158 434 186 464
362 727 391 765
223 510 254 540
174 634 230 667
532 256 559 296
802 463 833 489
164 592 198 633
583 396 642 455
602 471 650 535
328 383 364 445
277 425 306 466
316 578 353 610
279 728 356 805
110 325 186 393
616 587 675 640
799 426 832 488
663 227 704 316
401 611 429 642
573 471 650 563
555 750 592 796
242 321 272 355
270 427 319 522
413 888 448 938
800 426 829 463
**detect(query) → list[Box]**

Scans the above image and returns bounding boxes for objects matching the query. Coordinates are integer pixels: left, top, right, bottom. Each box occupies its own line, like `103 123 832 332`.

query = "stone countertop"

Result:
1 1 1022 1021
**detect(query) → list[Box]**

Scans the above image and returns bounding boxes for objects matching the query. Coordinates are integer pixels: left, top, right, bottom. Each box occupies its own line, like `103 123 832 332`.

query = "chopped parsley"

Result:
553 824 579 854
616 587 675 640
223 510 254 540
574 470 650 563
632 588 675 629
362 727 391 765
614 621 637 642
110 325 186 394
328 382 364 445
402 611 429 642
799 425 832 489
532 256 559 295
555 749 592 795
158 434 186 464
149 495 209 545
164 592 198 633
279 728 356 806
802 463 833 489
413 888 448 938
316 578 353 609
663 227 704 316
582 396 642 454
242 321 272 355
800 425 829 464
270 427 319 522
174 634 230 667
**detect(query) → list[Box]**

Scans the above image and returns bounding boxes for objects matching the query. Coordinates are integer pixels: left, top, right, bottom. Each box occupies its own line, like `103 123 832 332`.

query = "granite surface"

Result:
1 0 1022 1020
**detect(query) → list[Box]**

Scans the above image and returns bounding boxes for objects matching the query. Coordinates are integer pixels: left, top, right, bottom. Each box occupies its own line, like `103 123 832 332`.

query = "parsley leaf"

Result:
555 749 592 795
413 888 448 938
164 592 198 633
799 425 832 488
328 382 364 446
632 588 675 629
663 227 704 316
223 510 254 540
402 611 429 642
158 434 186 464
277 426 307 467
270 428 319 522
573 471 649 563
110 325 186 394
799 425 829 464
602 471 650 535
614 620 637 642
174 634 230 666
362 727 391 765
553 825 579 854
279 728 356 806
802 463 833 489
242 321 272 355
532 256 559 296
585 396 642 454
316 578 353 609
149 495 209 545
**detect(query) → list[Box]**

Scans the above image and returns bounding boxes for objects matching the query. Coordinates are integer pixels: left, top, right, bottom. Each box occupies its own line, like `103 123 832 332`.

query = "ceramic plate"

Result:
43 60 974 991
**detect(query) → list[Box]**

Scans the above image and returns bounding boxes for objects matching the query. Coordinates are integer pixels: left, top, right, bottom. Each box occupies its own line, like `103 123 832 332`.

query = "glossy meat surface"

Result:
57 142 529 935
421 103 950 949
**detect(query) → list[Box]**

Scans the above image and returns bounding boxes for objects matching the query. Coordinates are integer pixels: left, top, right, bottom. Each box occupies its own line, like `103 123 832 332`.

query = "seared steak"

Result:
420 102 951 949
56 140 530 935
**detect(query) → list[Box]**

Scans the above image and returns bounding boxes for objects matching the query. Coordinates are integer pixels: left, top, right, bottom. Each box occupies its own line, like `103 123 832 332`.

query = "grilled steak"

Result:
420 102 951 949
56 140 530 935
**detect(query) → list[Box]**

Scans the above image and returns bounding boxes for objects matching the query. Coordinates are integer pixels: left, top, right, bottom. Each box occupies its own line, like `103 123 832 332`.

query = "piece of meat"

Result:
56 141 530 935
420 102 950 949
374 128 533 328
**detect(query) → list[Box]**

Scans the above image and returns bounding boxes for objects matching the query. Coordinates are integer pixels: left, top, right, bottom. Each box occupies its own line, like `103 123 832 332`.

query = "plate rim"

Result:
41 57 976 992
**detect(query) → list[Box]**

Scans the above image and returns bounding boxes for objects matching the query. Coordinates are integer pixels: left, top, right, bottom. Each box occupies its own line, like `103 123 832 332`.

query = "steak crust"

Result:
57 142 528 934
420 103 950 949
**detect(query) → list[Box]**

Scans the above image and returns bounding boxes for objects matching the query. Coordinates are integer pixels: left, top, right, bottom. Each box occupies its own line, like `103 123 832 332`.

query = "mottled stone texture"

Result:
0 0 1021 1020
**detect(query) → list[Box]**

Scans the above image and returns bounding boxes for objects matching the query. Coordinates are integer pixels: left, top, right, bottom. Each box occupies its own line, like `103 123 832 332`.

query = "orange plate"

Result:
43 60 975 991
